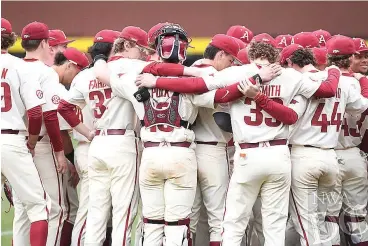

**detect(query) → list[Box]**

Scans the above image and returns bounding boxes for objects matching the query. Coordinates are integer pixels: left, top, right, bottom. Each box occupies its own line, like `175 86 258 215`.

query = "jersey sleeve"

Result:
57 84 72 131
110 72 138 102
288 95 308 118
65 74 87 109
41 70 63 112
18 67 46 110
346 82 368 116
297 75 321 99
188 90 216 109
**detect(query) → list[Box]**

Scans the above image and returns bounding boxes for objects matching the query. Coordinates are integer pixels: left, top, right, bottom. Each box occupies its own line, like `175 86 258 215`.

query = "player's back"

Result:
1 54 42 131
336 74 367 149
289 71 346 148
230 67 304 143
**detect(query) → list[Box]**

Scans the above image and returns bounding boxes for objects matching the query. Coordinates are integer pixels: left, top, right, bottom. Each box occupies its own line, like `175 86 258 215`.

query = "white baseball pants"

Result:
222 144 291 246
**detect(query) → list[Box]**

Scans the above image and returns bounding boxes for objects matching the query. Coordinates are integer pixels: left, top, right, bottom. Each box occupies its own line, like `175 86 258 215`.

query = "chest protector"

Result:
142 92 192 129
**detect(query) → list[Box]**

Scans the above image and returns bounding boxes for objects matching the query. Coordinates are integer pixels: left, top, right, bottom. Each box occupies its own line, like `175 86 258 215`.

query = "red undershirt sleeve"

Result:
214 83 244 103
156 77 209 93
254 94 298 125
27 105 43 135
57 100 81 128
359 77 368 98
43 110 63 152
142 62 185 77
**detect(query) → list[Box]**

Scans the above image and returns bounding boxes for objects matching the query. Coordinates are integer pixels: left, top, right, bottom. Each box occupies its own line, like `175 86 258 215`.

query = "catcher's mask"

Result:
155 24 191 63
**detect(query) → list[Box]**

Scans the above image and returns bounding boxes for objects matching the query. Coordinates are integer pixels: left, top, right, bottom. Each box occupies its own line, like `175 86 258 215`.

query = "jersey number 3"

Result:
1 82 12 112
89 88 112 119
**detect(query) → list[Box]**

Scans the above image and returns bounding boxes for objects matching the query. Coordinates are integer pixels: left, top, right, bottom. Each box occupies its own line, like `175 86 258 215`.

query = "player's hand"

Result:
26 141 36 157
87 130 95 141
237 81 260 98
67 162 80 187
135 73 157 88
258 64 282 82
353 73 365 81
54 151 68 174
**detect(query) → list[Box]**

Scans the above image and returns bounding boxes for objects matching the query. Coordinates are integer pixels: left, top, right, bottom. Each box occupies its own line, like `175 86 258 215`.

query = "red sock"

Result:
103 227 112 246
60 221 74 246
30 220 48 246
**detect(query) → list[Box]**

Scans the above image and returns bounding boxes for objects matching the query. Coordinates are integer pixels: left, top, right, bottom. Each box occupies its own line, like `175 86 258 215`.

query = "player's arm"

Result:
299 66 341 99
135 65 279 93
353 73 368 98
57 78 93 141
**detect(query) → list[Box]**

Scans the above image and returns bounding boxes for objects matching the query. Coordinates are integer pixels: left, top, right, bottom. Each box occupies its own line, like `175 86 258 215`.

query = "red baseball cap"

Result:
233 37 246 50
148 22 171 46
1 18 12 34
237 48 250 65
94 29 119 44
293 32 319 48
226 25 254 44
120 26 151 49
353 38 368 54
63 48 89 70
313 29 331 47
210 34 241 61
312 47 328 65
21 22 49 40
326 35 357 55
49 29 74 47
279 44 304 64
275 34 294 49
252 33 276 47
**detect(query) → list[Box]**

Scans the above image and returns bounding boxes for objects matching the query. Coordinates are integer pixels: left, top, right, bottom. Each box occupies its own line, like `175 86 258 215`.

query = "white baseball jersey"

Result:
57 83 73 131
1 53 45 130
203 64 321 143
66 58 142 131
20 59 62 136
336 75 368 149
289 72 368 148
190 61 232 143
108 61 216 143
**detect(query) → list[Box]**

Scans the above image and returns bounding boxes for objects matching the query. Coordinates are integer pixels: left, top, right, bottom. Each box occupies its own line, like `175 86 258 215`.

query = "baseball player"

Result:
313 29 332 47
187 34 242 246
58 28 157 245
1 17 49 246
11 21 69 246
323 36 368 246
46 29 75 66
135 38 342 246
51 47 89 246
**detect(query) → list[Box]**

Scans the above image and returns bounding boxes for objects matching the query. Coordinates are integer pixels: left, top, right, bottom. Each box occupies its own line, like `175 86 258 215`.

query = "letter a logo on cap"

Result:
279 37 287 46
319 35 326 44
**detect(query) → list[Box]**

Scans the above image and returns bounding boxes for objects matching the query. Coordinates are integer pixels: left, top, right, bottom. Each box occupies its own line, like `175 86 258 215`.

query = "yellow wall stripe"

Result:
9 37 212 55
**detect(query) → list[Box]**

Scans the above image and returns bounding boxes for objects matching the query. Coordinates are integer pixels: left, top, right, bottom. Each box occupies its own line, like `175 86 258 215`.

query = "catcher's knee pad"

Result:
139 218 165 246
164 218 192 246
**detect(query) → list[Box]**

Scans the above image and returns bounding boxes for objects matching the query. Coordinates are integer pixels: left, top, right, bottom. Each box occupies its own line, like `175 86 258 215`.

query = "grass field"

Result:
1 193 14 246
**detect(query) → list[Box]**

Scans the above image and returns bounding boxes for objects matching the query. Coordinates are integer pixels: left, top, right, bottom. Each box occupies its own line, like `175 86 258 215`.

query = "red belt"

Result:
95 129 126 136
25 136 44 141
239 139 287 149
143 141 191 148
195 141 219 145
1 129 20 134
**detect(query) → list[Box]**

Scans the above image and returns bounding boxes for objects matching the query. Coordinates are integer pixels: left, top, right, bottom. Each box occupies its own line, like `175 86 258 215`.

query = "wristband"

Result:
65 150 75 165
253 92 262 101
252 74 263 84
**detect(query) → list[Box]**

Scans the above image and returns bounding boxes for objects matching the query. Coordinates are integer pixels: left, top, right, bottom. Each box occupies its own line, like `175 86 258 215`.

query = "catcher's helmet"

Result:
154 24 191 63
